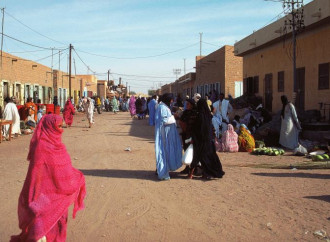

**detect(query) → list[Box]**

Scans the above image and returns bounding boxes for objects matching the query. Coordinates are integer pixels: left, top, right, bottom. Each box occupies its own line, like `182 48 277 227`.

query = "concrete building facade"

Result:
234 0 330 117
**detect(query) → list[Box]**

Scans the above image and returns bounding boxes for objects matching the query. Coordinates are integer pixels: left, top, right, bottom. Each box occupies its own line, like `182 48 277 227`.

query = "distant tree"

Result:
130 91 136 95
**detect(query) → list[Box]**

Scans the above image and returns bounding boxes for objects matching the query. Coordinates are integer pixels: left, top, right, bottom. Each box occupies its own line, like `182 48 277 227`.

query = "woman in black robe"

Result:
189 98 225 179
135 96 143 119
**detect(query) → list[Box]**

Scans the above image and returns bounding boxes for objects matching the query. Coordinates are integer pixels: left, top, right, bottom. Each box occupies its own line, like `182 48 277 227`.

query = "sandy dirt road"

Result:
0 111 329 242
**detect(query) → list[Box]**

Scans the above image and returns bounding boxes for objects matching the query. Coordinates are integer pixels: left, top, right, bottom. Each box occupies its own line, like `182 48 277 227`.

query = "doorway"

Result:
264 73 273 112
294 67 305 112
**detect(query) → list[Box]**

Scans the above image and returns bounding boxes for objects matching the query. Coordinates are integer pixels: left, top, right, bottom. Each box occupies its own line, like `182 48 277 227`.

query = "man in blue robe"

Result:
155 93 182 180
148 95 157 126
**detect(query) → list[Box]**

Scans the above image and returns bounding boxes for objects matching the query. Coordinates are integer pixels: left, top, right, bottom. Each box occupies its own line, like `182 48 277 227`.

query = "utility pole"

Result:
69 44 72 98
129 86 130 96
107 70 110 88
126 82 128 96
58 50 61 71
283 0 304 104
183 58 186 75
1 8 5 69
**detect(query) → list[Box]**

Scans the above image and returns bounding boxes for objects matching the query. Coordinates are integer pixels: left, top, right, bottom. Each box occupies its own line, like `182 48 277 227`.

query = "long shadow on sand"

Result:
80 169 159 181
80 169 185 182
303 195 330 203
251 172 330 179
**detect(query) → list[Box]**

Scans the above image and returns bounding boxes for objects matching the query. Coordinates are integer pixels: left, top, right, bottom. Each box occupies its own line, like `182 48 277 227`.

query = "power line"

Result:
110 72 173 78
0 32 66 50
74 42 199 60
73 47 96 74
7 49 52 54
33 47 69 62
4 9 67 46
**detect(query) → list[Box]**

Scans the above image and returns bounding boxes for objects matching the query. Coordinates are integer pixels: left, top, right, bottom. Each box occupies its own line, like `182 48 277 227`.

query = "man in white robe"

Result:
2 97 21 139
212 93 233 138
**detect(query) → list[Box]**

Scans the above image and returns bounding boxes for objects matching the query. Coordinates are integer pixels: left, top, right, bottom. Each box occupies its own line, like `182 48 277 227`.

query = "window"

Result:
246 76 259 94
204 84 208 96
278 71 284 92
247 77 253 94
319 63 329 90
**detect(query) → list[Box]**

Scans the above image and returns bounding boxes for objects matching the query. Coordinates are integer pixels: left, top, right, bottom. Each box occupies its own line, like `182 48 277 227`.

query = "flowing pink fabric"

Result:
129 96 136 116
221 124 239 152
11 114 86 242
63 99 75 126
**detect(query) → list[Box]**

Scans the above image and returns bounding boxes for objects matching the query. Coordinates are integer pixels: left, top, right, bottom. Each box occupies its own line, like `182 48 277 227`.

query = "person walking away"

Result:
238 124 255 152
111 96 119 114
104 97 110 112
129 96 136 118
96 96 102 114
155 93 182 180
10 114 86 242
212 93 233 139
83 97 94 128
188 98 225 179
135 96 143 119
63 98 75 127
148 95 157 126
140 97 147 119
2 97 21 139
279 95 302 149
176 94 183 107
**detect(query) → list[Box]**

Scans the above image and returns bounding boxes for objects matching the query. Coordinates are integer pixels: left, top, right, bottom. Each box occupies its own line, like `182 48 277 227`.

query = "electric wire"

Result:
72 47 96 74
74 42 199 60
4 10 67 46
1 32 66 50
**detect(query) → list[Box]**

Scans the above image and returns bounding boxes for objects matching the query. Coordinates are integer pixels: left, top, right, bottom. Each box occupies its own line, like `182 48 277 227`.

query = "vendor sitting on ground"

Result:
238 124 255 152
25 105 37 129
220 124 239 152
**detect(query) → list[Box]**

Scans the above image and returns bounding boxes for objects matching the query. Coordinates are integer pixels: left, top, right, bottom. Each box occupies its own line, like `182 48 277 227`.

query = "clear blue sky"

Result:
1 0 312 94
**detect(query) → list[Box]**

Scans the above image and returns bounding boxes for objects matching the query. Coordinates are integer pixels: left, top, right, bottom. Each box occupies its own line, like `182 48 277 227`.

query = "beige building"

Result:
195 45 243 98
0 51 98 109
160 45 243 100
234 0 330 117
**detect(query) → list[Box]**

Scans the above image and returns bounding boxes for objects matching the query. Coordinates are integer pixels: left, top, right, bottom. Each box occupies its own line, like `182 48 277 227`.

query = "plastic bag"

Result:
293 144 308 156
182 144 193 165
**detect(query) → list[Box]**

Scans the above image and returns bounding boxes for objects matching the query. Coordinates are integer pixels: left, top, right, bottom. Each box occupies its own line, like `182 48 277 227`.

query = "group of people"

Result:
147 91 303 180
5 91 303 242
152 93 226 180
128 95 156 120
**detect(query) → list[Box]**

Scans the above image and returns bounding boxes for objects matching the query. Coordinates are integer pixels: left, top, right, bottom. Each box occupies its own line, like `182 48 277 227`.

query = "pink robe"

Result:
63 100 75 126
11 114 86 242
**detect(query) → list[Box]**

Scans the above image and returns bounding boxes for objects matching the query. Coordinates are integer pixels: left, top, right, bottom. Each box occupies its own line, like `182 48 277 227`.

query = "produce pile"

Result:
252 147 285 156
311 154 329 161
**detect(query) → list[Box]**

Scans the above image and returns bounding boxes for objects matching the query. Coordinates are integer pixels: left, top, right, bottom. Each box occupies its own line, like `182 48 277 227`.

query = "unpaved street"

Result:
1 112 329 241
